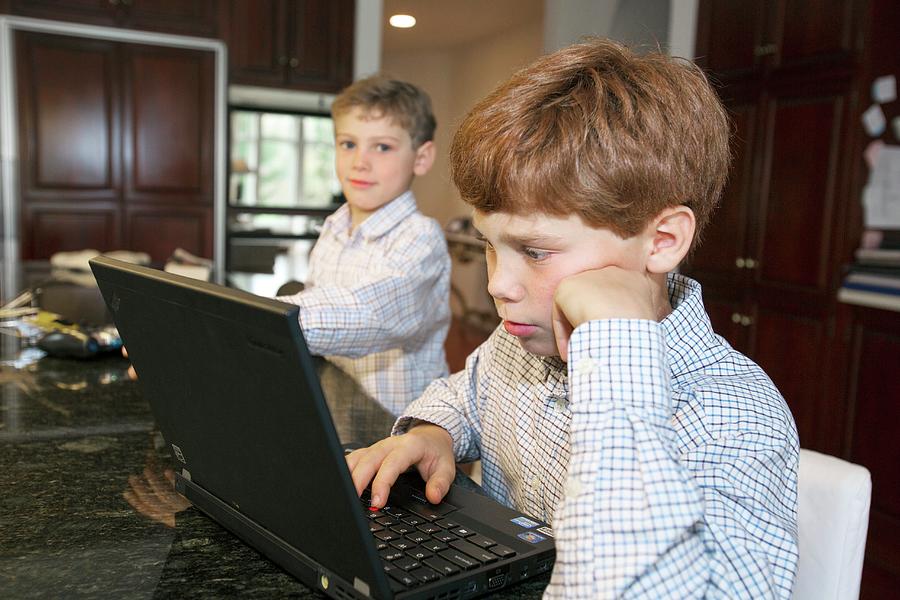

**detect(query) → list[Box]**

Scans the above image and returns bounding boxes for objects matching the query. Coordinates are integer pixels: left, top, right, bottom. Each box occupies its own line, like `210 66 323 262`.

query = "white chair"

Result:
792 449 872 600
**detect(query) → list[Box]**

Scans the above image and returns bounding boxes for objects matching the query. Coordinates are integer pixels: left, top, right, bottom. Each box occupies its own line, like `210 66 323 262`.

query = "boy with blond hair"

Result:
278 76 450 415
347 40 799 598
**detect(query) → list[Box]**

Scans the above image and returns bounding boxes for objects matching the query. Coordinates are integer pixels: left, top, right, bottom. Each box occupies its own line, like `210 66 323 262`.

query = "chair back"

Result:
793 449 871 600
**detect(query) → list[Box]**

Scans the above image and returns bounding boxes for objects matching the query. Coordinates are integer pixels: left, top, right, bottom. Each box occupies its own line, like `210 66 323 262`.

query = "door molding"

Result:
0 15 227 300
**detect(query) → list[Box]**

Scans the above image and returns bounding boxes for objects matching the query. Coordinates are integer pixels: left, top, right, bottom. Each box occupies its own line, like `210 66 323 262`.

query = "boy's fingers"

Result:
422 456 456 505
551 301 572 362
347 444 391 497
370 451 418 508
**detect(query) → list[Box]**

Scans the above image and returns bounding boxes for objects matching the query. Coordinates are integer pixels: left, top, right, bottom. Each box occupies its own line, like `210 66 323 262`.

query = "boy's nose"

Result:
351 150 370 170
486 263 525 303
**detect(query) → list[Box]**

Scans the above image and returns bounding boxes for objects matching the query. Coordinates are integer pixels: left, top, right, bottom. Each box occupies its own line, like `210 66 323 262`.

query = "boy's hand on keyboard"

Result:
346 423 455 509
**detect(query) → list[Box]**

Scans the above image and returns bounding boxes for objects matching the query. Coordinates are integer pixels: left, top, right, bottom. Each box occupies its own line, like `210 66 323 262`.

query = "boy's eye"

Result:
522 247 550 261
375 143 393 152
339 140 355 150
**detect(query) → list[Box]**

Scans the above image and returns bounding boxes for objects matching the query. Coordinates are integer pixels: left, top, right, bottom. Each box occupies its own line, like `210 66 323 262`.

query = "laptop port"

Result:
488 574 507 590
536 558 553 573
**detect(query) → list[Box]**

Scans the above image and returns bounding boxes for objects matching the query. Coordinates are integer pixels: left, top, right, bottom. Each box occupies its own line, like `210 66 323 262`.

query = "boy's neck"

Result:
348 190 409 231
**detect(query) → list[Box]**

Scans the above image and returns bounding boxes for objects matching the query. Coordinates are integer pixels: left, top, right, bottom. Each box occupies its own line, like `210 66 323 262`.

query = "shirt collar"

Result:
320 191 418 242
661 273 729 377
356 191 418 241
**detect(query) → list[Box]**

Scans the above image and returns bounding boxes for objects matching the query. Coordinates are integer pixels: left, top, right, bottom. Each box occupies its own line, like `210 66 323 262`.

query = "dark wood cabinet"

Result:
16 31 215 263
694 0 858 80
689 1 900 596
7 0 218 37
223 0 354 93
843 305 900 600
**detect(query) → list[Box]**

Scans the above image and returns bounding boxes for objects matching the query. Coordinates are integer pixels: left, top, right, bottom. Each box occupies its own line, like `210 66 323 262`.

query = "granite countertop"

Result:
0 338 549 598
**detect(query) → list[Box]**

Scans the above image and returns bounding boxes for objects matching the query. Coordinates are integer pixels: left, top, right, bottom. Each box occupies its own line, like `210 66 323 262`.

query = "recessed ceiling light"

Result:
389 14 416 28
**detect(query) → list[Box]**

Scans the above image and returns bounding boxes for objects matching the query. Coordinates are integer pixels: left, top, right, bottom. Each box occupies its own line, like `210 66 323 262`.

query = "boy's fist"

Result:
551 267 666 361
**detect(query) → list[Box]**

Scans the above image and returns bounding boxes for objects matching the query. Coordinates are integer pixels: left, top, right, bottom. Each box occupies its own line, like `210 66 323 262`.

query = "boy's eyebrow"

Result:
496 231 565 246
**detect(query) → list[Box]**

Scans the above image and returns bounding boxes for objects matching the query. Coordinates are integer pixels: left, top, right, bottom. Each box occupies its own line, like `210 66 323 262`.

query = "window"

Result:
229 109 341 208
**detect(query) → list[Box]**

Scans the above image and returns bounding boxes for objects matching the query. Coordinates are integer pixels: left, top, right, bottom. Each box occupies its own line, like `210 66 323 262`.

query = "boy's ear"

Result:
412 141 436 176
644 205 696 274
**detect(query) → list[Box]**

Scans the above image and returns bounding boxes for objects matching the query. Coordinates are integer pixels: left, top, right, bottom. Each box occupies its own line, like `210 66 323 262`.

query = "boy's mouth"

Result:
348 178 374 188
503 320 537 337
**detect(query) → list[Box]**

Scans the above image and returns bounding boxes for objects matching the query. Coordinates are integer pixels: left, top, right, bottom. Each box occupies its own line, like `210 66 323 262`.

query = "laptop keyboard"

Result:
359 487 517 590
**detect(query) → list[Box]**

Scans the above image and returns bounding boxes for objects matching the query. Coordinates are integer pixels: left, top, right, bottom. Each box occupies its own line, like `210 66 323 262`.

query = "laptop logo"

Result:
172 443 187 463
517 531 546 544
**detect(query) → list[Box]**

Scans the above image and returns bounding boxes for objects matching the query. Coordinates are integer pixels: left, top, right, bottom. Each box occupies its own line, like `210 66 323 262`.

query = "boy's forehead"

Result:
472 209 591 238
335 106 402 130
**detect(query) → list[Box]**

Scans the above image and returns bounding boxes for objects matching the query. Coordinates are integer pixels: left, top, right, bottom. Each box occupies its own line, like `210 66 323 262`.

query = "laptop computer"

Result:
89 256 555 599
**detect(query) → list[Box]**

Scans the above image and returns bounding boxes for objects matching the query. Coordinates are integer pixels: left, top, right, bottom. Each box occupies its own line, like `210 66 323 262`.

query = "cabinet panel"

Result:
847 312 900 594
225 0 288 87
286 0 354 92
695 0 768 76
16 33 120 203
777 0 856 69
24 206 119 259
8 0 217 37
122 45 214 204
755 90 844 292
126 207 212 262
687 99 757 289
222 0 354 93
750 307 826 445
124 0 217 37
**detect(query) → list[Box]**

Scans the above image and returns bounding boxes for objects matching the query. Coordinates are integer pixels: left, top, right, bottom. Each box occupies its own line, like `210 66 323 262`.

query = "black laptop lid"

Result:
90 256 391 598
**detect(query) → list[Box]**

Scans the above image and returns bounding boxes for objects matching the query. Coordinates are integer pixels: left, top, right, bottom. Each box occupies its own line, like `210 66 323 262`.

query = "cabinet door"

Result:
695 0 770 77
224 0 289 88
121 44 215 261
846 308 900 600
9 0 217 37
8 0 119 27
124 0 217 37
752 80 849 299
285 0 354 92
15 32 122 259
773 0 857 72
684 94 758 291
747 304 830 445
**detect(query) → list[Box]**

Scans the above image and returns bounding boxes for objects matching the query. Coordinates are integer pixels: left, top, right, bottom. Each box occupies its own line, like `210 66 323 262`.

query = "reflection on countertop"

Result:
0 338 548 598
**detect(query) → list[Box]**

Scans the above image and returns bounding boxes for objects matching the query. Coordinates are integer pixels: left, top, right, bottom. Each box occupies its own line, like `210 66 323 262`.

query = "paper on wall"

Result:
863 144 900 228
872 75 897 104
862 104 887 137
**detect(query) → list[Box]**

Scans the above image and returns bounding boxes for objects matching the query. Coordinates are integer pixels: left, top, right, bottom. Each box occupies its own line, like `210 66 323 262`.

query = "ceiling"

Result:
381 0 544 53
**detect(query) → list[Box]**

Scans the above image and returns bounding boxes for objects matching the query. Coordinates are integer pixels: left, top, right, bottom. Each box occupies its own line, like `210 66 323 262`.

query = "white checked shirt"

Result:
395 274 799 598
279 191 451 415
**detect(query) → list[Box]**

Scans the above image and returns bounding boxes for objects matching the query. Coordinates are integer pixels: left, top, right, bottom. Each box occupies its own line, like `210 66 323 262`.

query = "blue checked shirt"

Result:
279 191 451 415
395 274 799 598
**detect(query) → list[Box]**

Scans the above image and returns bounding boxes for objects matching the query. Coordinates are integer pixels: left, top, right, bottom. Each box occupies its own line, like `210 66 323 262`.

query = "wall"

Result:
544 0 670 53
383 19 544 321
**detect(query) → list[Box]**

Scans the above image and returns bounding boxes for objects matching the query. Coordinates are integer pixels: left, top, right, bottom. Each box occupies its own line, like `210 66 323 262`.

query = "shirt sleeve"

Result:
277 228 449 358
391 333 494 463
545 319 797 599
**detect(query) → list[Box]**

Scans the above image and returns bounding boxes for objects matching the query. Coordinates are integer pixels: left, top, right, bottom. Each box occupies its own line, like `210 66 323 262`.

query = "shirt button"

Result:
574 357 602 376
549 395 568 412
531 476 541 490
565 477 583 498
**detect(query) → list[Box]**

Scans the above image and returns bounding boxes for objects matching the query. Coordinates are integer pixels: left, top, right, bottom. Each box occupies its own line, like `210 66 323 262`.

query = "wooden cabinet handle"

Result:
278 56 288 66
289 57 299 68
731 313 754 326
754 43 778 57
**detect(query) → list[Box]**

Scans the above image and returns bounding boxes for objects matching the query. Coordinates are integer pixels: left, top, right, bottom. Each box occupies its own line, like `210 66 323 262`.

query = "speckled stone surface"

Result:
0 343 549 598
